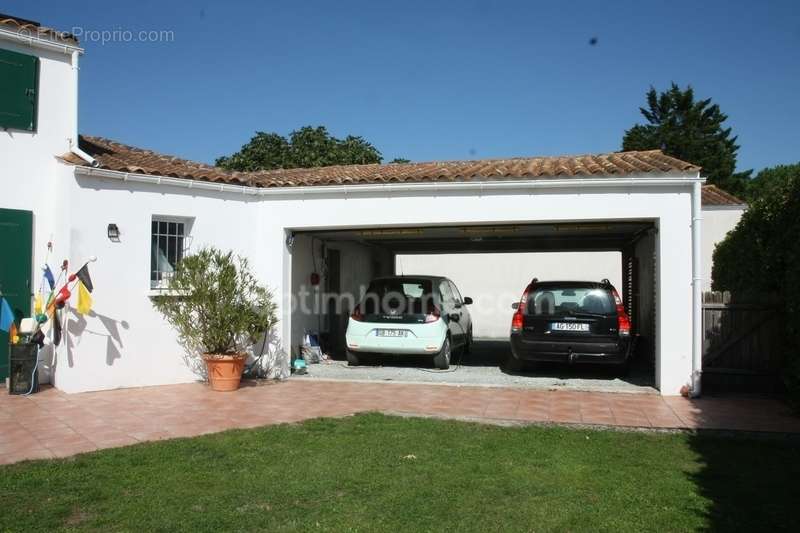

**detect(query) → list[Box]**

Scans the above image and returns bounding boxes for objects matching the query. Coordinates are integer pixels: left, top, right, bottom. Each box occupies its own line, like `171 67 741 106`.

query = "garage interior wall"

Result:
289 234 393 356
396 252 622 339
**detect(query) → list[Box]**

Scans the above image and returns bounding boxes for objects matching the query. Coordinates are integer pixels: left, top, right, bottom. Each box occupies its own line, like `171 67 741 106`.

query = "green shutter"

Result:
0 208 33 382
0 48 39 131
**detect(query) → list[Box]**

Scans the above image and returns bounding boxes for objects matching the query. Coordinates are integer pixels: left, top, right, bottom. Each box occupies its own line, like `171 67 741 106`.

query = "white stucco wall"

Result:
702 206 745 291
49 174 268 393
396 252 622 339
0 39 77 383
12 166 698 396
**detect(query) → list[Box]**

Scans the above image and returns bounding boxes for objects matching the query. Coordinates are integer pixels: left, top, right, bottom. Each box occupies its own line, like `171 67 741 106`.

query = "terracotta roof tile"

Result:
701 184 746 206
0 15 78 44
65 135 704 192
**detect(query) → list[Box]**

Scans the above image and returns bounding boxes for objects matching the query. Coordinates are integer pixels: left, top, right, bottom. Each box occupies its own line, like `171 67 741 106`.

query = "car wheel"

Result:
501 351 523 373
433 338 451 370
346 350 360 366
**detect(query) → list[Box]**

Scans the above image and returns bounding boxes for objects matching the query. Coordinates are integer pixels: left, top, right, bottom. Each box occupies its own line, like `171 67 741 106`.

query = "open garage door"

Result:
287 220 657 393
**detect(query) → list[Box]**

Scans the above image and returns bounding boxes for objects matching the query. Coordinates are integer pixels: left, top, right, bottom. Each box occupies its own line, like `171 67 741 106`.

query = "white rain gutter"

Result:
0 26 83 55
690 180 703 397
68 50 97 167
74 166 704 197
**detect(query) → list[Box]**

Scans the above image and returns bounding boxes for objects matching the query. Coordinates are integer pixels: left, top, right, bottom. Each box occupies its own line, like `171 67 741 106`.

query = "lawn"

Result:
1 414 797 532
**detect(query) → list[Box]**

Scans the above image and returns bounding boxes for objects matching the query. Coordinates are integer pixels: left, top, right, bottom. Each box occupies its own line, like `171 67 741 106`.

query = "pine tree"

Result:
622 84 750 196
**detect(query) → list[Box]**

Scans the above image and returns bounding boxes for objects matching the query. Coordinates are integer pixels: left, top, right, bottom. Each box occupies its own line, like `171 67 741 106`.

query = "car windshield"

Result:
527 286 615 316
362 278 434 315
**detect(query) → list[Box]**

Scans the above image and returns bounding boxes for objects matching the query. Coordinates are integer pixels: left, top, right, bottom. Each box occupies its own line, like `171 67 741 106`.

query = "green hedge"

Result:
712 163 800 397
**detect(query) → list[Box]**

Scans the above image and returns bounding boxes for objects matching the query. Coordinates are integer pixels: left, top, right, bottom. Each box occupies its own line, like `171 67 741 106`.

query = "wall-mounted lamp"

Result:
107 223 120 242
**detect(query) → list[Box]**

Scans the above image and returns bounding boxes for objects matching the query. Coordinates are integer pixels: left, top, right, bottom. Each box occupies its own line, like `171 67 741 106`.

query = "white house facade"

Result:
0 17 745 396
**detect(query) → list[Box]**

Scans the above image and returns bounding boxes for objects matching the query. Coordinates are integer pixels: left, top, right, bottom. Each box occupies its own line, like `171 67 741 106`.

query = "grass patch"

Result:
1 414 797 531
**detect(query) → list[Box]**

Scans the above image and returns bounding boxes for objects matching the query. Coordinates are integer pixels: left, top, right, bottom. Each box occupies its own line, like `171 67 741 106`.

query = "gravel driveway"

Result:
294 340 657 394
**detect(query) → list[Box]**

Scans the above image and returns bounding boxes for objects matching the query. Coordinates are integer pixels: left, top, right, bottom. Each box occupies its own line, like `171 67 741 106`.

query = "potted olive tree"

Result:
152 247 277 392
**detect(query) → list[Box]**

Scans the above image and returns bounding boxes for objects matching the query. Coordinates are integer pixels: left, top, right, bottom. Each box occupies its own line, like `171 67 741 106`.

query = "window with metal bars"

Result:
150 218 186 289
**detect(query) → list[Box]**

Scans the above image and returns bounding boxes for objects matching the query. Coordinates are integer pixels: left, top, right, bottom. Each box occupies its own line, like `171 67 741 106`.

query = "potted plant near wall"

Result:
152 247 277 392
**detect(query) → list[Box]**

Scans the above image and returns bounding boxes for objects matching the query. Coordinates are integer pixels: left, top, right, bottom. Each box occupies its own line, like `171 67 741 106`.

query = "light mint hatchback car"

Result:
345 276 473 369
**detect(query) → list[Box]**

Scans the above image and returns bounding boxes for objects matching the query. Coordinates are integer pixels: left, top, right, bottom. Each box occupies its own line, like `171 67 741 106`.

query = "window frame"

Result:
150 216 192 290
448 281 463 305
438 281 455 304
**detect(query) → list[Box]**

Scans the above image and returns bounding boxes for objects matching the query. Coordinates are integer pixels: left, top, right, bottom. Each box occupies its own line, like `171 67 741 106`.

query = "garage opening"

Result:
288 220 658 392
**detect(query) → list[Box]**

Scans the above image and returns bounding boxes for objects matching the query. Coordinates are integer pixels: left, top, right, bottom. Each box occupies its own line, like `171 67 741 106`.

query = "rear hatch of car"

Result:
356 278 436 324
521 284 619 344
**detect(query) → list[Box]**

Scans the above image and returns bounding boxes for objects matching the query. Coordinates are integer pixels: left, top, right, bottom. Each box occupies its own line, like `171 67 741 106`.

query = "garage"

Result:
49 138 703 396
265 151 704 397
287 219 659 392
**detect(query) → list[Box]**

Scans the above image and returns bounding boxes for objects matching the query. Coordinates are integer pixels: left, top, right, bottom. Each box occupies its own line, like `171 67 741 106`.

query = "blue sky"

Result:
6 0 799 172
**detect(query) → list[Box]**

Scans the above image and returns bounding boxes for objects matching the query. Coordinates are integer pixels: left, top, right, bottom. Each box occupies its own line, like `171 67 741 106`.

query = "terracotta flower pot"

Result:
203 354 247 392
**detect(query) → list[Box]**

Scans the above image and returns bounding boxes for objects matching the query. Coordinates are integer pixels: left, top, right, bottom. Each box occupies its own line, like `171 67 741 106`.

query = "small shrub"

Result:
152 247 277 356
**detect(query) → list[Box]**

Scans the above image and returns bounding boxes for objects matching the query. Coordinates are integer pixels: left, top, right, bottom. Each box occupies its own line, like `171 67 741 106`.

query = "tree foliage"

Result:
216 126 382 171
152 247 278 356
622 83 751 196
744 162 800 202
712 163 800 395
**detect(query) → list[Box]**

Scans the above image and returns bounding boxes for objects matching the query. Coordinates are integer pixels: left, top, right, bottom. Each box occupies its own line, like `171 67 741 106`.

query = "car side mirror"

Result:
511 302 519 310
463 297 473 305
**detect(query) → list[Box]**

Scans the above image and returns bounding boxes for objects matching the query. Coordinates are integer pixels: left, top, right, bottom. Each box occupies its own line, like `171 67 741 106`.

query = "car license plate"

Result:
551 322 590 332
376 329 408 338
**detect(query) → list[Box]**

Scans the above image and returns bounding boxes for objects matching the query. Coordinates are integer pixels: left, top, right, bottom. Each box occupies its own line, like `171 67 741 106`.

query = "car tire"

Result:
501 351 524 373
346 350 360 366
433 338 451 370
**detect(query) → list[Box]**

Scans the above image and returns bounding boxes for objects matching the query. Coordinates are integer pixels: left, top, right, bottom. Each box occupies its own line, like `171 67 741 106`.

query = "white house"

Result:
0 15 745 396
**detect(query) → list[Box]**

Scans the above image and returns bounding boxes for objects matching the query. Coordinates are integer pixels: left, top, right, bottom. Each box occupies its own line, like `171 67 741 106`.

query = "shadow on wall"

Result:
249 328 289 380
66 309 130 367
687 433 800 530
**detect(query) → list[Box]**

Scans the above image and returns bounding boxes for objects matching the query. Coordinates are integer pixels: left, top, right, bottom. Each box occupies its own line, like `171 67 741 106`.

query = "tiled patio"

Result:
2 380 799 465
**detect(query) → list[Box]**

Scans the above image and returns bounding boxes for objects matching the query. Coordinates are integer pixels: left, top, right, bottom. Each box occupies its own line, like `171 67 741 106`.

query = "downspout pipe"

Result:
68 50 98 167
690 179 703 397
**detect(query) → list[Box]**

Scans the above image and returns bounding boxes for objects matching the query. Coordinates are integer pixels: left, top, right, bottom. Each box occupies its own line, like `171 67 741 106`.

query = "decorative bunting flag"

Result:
0 297 14 332
76 281 93 315
52 308 62 346
56 286 71 306
34 293 43 315
43 265 55 291
76 264 93 293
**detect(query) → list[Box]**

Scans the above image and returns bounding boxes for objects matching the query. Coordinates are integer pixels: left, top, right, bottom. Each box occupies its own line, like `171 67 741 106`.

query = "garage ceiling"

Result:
301 220 654 253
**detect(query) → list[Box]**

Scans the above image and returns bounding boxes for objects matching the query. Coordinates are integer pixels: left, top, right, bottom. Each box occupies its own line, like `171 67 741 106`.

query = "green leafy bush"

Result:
152 247 277 356
712 163 800 397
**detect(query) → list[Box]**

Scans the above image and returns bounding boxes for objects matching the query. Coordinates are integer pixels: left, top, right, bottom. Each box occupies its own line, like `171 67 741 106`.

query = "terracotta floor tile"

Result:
2 382 799 465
